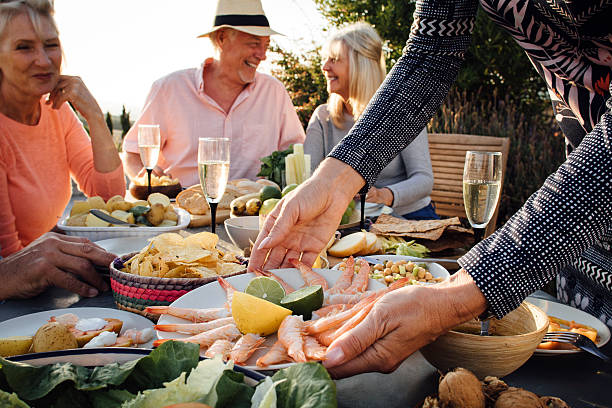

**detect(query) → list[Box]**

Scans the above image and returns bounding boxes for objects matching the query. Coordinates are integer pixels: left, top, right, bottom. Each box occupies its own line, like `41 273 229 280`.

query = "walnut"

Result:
482 376 509 403
438 368 485 408
494 388 544 408
421 396 441 408
540 396 570 408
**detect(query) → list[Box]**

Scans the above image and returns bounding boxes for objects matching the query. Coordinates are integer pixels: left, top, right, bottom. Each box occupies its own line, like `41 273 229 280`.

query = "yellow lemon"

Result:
0 336 33 357
232 291 292 336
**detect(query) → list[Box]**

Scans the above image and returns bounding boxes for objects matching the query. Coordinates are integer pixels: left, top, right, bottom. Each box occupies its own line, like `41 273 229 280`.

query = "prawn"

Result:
278 315 307 363
312 304 350 319
204 339 234 361
327 256 355 294
152 323 241 348
303 335 327 361
289 258 328 290
144 306 230 322
154 317 235 335
255 268 295 294
230 333 266 364
256 340 291 368
323 298 377 344
49 313 79 326
308 292 377 334
217 276 237 312
343 259 370 294
123 328 155 344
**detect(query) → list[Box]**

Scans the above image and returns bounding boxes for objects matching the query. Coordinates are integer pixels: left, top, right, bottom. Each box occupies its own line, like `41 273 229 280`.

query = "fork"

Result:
541 331 610 361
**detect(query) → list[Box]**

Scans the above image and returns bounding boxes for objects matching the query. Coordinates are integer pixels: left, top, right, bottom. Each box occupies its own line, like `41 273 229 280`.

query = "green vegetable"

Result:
135 215 153 226
257 146 294 187
340 200 355 225
128 206 150 217
0 342 337 408
260 185 282 202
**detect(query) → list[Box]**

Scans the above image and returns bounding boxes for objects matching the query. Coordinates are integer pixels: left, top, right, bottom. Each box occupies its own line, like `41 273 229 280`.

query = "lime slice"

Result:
280 285 324 320
245 276 286 305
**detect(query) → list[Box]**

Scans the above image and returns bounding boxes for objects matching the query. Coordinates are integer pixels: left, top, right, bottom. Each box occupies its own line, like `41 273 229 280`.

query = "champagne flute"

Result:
137 124 161 197
462 151 503 243
463 151 502 336
198 138 231 234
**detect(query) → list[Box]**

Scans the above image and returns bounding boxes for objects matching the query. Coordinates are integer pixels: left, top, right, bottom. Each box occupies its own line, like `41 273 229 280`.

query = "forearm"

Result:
385 173 433 209
314 158 366 202
124 151 144 181
87 112 122 173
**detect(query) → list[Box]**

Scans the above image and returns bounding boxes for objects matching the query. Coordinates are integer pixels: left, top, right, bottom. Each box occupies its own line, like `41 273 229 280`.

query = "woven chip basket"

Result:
109 252 246 321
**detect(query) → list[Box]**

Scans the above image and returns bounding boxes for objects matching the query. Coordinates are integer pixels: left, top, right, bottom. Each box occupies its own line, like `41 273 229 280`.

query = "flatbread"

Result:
370 214 461 235
177 184 247 214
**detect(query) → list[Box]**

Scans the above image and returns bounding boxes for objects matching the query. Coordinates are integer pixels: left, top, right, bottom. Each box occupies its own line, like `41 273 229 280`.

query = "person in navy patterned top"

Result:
249 0 612 378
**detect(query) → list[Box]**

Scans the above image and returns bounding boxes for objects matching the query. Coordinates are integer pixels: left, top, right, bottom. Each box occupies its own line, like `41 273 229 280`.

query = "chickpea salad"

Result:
336 258 445 286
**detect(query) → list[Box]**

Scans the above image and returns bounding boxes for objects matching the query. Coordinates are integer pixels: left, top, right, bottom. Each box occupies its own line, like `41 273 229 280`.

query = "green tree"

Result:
105 112 113 133
120 105 131 137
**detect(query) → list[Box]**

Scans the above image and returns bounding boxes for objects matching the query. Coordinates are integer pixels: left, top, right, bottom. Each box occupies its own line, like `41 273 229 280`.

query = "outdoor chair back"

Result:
428 133 510 237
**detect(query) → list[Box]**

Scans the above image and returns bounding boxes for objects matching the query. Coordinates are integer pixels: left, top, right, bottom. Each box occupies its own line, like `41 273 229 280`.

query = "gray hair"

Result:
0 0 57 40
208 27 238 55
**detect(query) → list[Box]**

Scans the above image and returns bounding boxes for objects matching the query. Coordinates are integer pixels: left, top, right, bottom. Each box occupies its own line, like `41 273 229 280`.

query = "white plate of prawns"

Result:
146 259 392 371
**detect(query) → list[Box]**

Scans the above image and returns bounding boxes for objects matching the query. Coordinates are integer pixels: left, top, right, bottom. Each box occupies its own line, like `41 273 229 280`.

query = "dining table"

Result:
1 224 611 408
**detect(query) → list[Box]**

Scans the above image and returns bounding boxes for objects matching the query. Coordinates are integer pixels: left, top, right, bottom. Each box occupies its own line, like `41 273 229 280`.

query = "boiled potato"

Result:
85 211 111 227
148 192 171 208
110 210 135 224
112 200 133 212
146 203 165 226
87 196 106 210
132 200 149 207
158 219 178 227
32 322 78 352
164 207 178 222
105 195 124 212
65 213 88 227
70 200 91 216
0 336 33 357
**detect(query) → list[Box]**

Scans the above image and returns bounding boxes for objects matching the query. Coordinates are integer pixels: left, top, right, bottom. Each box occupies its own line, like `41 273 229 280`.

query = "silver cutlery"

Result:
89 209 139 227
541 331 609 361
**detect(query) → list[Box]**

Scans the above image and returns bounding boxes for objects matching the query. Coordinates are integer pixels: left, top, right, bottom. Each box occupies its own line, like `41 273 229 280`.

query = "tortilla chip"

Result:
184 231 219 250
371 214 461 235
221 263 246 276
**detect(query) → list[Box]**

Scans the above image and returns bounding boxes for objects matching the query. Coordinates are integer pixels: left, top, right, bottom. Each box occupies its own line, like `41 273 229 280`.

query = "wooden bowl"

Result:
420 301 548 379
128 182 182 200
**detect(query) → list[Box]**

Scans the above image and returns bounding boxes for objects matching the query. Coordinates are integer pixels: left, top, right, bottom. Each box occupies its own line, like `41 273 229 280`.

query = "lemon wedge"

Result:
0 336 33 357
232 291 292 336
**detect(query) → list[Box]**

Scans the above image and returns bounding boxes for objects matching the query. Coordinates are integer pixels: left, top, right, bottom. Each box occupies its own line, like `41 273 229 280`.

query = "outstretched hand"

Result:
248 158 364 271
0 233 113 300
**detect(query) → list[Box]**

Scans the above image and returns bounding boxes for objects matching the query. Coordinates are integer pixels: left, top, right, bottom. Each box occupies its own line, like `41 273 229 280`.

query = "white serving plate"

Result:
526 296 611 356
0 307 155 349
157 268 386 371
94 236 150 256
56 207 190 241
332 255 451 284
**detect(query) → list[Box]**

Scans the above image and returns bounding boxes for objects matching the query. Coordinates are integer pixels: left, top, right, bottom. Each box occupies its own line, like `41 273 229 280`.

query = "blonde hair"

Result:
0 0 57 40
325 22 386 128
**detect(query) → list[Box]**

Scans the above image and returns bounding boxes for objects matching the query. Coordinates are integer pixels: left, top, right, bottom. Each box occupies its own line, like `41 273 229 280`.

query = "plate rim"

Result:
526 296 611 355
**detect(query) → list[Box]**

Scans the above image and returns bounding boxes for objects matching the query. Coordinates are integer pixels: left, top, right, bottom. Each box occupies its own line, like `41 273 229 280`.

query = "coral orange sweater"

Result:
0 101 125 257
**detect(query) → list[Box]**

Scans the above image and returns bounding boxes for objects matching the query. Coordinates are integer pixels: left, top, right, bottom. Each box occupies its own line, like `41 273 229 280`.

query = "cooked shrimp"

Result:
303 336 327 361
204 339 234 361
144 306 230 322
343 259 370 294
326 298 376 342
256 340 291 368
154 317 235 335
217 276 237 311
152 323 241 348
312 304 349 319
256 268 295 294
315 327 338 347
278 315 307 363
123 328 155 344
289 258 328 290
327 256 355 294
49 313 79 326
230 333 266 364
308 292 377 334
324 291 374 305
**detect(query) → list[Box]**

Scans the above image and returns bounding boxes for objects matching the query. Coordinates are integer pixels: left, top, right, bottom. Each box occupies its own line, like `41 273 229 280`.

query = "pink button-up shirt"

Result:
123 59 305 187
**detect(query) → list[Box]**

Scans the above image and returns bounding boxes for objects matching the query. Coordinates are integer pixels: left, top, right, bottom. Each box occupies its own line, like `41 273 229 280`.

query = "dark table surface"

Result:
1 224 611 408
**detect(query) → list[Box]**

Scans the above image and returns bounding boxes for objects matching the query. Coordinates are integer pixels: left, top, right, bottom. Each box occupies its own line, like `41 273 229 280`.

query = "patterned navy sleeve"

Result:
328 0 479 189
460 97 612 318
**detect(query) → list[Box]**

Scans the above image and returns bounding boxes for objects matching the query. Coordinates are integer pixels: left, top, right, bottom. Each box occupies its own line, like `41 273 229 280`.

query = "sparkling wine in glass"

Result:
137 124 161 197
462 151 502 243
198 138 231 234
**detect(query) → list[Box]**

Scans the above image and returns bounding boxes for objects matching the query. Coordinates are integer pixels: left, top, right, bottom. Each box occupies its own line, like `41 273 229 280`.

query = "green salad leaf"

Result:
0 341 337 408
257 146 293 187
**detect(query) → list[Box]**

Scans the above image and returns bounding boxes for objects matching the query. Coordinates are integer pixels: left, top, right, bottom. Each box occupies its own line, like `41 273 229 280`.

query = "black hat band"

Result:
214 14 270 27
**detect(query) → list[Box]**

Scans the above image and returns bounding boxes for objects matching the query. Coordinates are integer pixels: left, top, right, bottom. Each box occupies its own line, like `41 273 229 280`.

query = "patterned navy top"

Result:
329 0 612 318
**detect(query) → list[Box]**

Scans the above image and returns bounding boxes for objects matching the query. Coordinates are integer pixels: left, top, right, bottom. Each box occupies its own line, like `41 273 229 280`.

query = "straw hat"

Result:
198 0 282 38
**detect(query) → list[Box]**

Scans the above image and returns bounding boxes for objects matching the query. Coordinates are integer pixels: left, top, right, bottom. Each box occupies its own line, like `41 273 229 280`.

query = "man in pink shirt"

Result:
123 0 305 187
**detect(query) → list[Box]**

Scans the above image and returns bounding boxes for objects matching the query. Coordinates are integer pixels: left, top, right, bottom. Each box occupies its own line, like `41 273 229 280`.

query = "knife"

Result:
359 255 459 264
89 209 139 227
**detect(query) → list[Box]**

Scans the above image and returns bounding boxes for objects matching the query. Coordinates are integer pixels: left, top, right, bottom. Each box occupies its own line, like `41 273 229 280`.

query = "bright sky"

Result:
54 0 328 116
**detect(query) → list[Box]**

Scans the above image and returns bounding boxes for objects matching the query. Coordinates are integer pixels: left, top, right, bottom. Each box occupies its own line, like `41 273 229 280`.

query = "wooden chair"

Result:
428 133 510 237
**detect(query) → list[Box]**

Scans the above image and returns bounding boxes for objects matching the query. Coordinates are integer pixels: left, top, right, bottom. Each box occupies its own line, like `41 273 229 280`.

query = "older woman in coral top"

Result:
0 0 124 298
